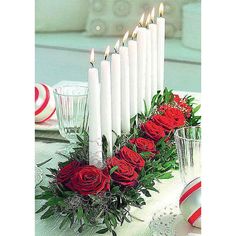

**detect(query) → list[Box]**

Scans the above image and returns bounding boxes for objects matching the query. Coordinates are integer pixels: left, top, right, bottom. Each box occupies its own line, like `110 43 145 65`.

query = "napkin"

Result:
188 233 201 236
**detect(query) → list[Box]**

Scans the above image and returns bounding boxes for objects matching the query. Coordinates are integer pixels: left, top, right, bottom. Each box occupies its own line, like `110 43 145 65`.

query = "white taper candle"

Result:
100 46 112 155
145 14 152 107
156 3 165 93
111 40 121 146
137 14 147 113
150 7 158 97
120 31 130 133
88 49 103 168
128 27 138 118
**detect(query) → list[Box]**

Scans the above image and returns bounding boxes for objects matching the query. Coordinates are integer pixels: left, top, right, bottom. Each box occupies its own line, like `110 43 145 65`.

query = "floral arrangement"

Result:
36 89 201 235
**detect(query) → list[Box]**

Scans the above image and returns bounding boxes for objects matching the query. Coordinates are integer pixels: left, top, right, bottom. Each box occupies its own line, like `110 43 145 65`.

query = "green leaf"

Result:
111 186 120 194
112 230 117 236
140 152 153 159
47 168 58 175
146 186 159 192
144 100 148 116
109 213 117 228
83 214 89 224
110 166 118 175
35 204 48 214
78 224 84 233
124 215 131 223
35 192 53 200
40 207 54 219
47 197 63 206
45 174 55 179
77 207 83 222
39 186 51 191
36 158 52 167
158 172 173 179
96 228 109 234
193 104 201 114
141 189 151 197
59 216 69 229
104 214 112 231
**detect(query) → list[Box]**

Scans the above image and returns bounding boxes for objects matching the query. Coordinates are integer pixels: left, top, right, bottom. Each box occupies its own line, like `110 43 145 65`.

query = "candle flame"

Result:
122 31 129 45
114 39 120 53
159 2 164 17
90 48 95 67
145 13 151 27
151 7 155 23
132 26 138 40
139 13 145 27
104 45 110 60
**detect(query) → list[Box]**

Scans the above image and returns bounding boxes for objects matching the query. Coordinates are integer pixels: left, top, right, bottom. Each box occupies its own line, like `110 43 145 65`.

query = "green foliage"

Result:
36 88 201 235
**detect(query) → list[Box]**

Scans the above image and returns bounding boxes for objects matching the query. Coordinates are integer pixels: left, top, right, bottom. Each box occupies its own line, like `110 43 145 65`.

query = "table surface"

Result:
35 91 201 236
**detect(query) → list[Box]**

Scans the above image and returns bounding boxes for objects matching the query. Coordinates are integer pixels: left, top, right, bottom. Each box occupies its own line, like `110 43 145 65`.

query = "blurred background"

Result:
35 0 201 92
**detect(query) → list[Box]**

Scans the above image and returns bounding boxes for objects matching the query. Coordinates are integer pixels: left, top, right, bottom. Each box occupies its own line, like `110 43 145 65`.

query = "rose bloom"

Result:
151 114 175 132
164 107 186 128
119 146 145 172
129 137 156 153
57 160 81 184
106 157 138 187
174 94 181 103
68 165 110 196
174 94 192 118
141 120 166 142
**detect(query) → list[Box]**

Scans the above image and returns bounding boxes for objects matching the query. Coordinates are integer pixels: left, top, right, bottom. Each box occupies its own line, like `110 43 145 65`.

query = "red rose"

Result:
106 157 138 187
141 120 166 142
164 107 186 128
159 104 171 113
119 146 145 172
129 137 156 156
151 114 175 132
174 94 192 118
174 94 181 103
68 165 110 196
57 160 81 184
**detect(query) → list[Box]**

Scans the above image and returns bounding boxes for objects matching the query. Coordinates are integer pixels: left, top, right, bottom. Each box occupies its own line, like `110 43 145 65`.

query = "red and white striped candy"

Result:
35 83 56 123
179 177 201 228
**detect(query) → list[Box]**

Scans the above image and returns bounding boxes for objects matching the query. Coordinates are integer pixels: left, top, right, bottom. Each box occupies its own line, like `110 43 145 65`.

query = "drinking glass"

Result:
54 85 88 153
174 126 201 185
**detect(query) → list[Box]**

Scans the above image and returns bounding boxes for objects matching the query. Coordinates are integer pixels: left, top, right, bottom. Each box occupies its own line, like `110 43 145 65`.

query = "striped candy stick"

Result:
179 177 201 228
35 83 56 123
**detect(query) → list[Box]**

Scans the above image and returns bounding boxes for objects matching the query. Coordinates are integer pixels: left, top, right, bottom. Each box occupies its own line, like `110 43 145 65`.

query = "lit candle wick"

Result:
138 13 145 27
104 45 110 60
145 14 151 28
90 48 95 67
159 2 164 17
151 7 155 23
131 26 138 40
122 31 129 46
114 39 120 53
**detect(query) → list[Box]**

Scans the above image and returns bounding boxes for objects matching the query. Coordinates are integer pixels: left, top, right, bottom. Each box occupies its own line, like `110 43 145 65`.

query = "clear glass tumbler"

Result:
54 85 88 151
174 126 201 185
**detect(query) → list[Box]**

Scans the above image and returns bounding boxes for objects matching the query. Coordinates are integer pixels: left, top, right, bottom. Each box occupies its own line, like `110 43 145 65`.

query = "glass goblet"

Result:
53 85 88 154
174 126 201 185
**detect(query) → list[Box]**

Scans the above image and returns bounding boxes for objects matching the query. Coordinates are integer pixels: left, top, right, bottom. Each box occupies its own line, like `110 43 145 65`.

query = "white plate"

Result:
35 113 58 131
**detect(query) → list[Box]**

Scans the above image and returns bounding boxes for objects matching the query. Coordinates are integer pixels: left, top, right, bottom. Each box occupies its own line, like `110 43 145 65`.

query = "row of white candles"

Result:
88 3 165 168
